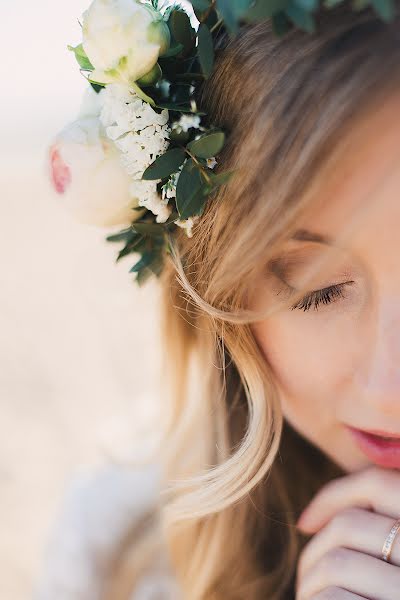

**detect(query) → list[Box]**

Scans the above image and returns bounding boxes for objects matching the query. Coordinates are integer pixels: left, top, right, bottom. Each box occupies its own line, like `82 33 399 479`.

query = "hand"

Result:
295 465 400 599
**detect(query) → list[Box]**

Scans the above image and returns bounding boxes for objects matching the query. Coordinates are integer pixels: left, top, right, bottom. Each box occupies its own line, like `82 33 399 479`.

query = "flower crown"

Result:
50 0 395 286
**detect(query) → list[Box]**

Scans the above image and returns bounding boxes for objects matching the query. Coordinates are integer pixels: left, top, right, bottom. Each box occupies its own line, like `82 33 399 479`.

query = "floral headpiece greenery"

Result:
51 0 396 286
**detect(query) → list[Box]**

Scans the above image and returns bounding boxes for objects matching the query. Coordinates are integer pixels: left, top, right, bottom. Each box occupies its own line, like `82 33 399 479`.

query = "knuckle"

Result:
366 465 396 489
328 506 363 537
318 547 349 578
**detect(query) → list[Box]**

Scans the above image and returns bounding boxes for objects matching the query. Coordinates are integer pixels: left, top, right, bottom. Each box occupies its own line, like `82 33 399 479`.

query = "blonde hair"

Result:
104 4 400 599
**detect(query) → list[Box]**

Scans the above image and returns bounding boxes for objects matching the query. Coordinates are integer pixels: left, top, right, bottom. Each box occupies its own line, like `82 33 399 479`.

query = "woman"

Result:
41 2 400 599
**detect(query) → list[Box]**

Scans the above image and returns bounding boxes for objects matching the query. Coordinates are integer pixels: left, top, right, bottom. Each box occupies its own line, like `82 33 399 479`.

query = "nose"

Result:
361 297 400 415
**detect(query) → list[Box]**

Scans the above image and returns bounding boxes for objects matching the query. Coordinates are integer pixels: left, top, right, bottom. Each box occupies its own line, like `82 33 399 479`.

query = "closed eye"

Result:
289 281 355 311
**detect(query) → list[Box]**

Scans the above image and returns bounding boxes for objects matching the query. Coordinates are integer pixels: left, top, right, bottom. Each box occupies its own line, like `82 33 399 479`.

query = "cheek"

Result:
251 311 356 424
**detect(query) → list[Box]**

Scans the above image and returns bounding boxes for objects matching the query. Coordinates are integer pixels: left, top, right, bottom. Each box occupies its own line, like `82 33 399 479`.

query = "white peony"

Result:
82 0 170 86
49 87 142 227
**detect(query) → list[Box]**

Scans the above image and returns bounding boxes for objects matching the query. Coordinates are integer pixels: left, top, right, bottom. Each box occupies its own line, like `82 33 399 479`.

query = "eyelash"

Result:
289 281 355 312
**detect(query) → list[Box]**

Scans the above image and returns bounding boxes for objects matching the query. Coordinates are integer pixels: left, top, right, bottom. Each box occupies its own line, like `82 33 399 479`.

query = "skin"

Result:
249 91 400 598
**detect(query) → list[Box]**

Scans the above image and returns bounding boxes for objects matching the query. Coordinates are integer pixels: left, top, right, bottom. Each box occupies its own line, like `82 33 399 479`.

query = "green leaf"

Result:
216 0 239 33
116 236 145 262
371 0 395 21
148 254 164 277
169 10 196 52
68 43 93 71
216 0 253 32
161 42 185 57
190 0 211 10
129 251 155 273
271 10 293 35
285 0 316 32
204 170 234 191
135 266 154 286
294 0 319 11
197 24 214 78
187 131 225 159
176 159 208 219
106 228 136 243
142 148 187 180
244 0 289 21
132 222 165 236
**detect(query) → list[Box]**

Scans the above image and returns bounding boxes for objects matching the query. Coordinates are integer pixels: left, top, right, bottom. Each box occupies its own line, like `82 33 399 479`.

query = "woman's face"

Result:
250 91 400 473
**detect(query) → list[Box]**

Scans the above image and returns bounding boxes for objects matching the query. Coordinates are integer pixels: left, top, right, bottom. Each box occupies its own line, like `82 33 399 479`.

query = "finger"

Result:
297 465 400 533
296 547 400 600
309 587 369 599
297 507 400 581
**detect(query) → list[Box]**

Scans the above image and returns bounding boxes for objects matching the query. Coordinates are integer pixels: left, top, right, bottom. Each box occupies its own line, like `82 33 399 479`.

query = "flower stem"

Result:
210 18 223 33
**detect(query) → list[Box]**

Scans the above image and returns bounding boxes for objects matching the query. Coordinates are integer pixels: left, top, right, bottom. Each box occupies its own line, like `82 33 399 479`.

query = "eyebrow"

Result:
291 228 334 245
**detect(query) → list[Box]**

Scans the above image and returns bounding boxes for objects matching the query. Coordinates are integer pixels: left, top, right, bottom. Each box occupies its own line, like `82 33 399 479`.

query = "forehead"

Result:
297 90 400 249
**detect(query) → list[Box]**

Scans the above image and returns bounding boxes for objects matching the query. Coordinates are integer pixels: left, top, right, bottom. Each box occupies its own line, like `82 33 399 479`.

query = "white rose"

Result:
82 0 170 86
49 88 142 227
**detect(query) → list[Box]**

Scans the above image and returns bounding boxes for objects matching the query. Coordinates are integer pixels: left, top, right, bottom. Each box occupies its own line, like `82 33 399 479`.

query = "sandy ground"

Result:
0 155 163 599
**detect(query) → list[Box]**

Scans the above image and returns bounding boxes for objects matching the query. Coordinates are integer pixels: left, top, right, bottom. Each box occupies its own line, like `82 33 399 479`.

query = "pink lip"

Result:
346 425 400 469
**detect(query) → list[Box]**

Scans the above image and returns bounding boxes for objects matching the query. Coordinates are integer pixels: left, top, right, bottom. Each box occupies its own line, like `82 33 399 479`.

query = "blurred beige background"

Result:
0 1 184 597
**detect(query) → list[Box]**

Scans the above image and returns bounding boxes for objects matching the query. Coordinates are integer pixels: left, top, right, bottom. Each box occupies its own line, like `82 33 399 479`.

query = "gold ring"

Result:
381 518 400 563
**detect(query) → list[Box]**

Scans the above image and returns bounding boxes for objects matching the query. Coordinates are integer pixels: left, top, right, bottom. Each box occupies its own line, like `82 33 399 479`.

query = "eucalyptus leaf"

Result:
169 10 196 52
176 159 209 219
187 131 225 159
244 0 289 20
190 0 211 9
142 148 187 180
204 170 234 191
198 24 214 78
216 0 239 33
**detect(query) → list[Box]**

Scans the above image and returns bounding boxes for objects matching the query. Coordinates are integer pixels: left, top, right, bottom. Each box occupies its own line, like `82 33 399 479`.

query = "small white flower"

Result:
206 157 217 169
82 0 170 86
130 179 172 223
98 83 172 223
172 113 201 134
161 161 185 201
175 216 200 238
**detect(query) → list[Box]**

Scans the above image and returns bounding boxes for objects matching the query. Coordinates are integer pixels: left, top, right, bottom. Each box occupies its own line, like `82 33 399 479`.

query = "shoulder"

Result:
34 462 176 600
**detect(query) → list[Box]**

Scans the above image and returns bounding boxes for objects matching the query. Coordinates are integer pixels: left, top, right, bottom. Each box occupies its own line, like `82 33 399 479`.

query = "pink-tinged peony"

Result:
48 85 145 227
50 147 71 194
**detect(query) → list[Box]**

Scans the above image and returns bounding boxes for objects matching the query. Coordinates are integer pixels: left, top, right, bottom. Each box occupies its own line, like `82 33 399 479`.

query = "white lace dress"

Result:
33 463 180 600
